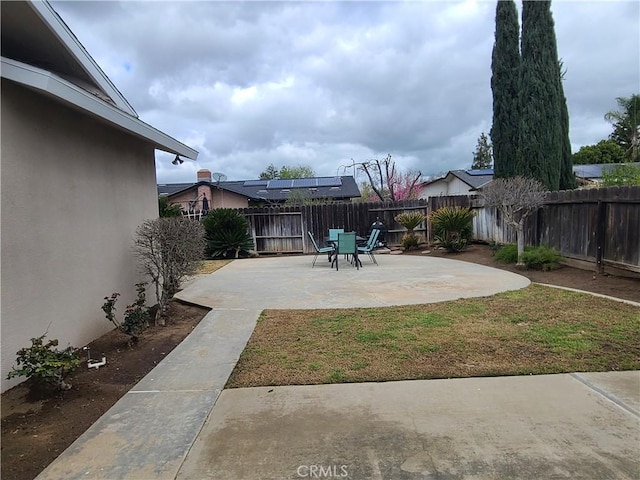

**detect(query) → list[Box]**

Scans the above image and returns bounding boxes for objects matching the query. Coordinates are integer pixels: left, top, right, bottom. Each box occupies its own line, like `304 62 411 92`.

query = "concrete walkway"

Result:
36 255 639 480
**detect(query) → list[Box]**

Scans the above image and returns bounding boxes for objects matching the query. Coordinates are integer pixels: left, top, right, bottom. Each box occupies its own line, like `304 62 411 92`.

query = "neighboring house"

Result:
573 163 640 186
419 169 494 199
158 170 361 215
419 164 640 198
1 1 197 392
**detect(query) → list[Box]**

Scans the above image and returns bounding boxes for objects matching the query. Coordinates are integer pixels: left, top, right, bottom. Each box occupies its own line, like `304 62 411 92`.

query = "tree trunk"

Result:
516 222 525 266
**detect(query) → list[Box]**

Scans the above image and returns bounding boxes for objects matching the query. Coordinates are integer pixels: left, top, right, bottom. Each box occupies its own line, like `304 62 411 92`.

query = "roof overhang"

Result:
2 57 198 159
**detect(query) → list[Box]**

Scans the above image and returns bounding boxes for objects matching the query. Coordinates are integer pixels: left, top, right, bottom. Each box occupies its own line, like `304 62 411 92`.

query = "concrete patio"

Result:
36 255 639 480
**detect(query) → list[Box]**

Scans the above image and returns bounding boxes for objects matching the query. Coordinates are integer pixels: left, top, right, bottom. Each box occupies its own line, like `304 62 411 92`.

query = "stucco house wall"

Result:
210 188 249 208
169 187 249 211
1 81 158 391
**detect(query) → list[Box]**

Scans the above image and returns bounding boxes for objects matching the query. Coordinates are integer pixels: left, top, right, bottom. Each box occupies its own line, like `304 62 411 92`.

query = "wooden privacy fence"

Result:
428 186 640 275
235 200 429 255
233 186 639 274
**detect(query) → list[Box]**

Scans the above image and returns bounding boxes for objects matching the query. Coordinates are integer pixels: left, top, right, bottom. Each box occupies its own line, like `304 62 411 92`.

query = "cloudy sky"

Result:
51 0 639 184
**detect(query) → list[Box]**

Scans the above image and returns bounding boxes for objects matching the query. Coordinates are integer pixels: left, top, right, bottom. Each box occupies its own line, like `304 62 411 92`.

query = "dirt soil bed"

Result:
409 243 639 303
1 301 209 480
2 248 638 480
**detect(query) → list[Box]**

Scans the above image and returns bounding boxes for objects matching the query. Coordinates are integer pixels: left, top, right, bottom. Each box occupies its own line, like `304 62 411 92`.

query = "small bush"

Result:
102 283 149 344
494 244 563 270
7 334 81 391
158 196 182 217
489 241 504 255
395 212 426 232
202 209 254 259
401 232 421 250
494 243 519 263
429 206 475 252
521 246 563 271
134 217 205 325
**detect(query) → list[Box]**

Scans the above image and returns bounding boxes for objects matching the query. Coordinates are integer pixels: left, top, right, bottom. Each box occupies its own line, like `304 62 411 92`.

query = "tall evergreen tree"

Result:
471 133 493 169
558 75 576 189
490 0 520 179
517 0 563 191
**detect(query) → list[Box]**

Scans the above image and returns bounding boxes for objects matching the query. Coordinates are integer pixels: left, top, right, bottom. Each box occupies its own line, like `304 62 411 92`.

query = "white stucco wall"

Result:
1 81 159 392
420 177 474 199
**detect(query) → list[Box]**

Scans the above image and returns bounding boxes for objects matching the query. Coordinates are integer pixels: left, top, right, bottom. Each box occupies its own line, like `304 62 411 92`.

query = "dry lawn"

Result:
226 284 640 388
196 259 232 274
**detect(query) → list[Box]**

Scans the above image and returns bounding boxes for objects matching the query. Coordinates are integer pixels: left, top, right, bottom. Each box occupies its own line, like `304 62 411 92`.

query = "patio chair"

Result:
308 231 335 267
332 232 359 271
357 228 380 265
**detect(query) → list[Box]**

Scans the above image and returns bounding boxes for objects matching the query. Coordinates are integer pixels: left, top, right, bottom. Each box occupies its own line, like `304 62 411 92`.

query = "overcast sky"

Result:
51 0 639 184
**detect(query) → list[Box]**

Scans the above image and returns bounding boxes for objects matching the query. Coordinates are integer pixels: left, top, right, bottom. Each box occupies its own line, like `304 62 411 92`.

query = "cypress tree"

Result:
490 0 520 179
517 0 563 191
558 75 576 189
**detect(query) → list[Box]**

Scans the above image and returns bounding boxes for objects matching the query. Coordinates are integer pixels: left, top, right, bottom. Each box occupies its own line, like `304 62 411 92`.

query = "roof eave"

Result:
30 0 138 117
2 57 198 159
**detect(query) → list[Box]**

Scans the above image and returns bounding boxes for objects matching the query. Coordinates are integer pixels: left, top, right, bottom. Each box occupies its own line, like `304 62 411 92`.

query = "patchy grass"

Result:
196 260 232 275
226 284 640 388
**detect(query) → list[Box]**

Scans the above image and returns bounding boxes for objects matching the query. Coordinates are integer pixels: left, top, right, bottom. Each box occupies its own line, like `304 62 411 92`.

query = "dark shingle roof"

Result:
157 176 361 201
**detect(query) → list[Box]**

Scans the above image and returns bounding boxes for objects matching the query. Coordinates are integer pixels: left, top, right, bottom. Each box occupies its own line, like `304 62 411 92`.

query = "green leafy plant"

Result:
7 334 81 391
401 233 420 250
429 206 475 252
494 243 519 263
521 246 563 271
489 241 505 255
494 244 563 270
395 211 426 231
102 283 150 344
201 209 254 259
396 211 426 251
601 163 640 186
158 195 182 217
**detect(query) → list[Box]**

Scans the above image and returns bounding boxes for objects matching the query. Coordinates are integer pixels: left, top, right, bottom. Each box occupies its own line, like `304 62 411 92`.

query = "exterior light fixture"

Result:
172 155 183 165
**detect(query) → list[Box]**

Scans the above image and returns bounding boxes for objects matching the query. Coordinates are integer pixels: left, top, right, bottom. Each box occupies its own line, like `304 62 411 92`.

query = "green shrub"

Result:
494 243 563 270
201 209 254 259
7 334 81 391
158 196 182 217
488 241 504 255
521 246 563 271
395 212 426 232
494 243 519 263
429 207 475 252
401 232 420 250
102 283 149 344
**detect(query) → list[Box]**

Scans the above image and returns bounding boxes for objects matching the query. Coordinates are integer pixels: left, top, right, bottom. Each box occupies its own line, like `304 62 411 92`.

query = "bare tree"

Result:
480 176 547 265
345 154 422 201
133 218 205 325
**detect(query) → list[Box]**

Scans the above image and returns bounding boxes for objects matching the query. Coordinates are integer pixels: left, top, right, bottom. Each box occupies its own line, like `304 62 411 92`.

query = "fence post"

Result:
595 200 606 274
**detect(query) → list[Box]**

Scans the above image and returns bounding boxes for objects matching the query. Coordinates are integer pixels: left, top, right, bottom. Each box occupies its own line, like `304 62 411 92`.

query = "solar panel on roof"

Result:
244 180 268 187
292 178 317 188
317 177 342 187
466 169 494 176
267 179 294 189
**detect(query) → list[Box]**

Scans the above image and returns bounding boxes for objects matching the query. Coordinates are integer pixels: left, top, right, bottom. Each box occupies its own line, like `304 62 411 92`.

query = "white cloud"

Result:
50 0 640 184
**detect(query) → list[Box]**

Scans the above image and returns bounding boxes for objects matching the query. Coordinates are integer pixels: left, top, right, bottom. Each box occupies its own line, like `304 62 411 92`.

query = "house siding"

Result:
169 186 249 211
420 177 473 199
1 81 158 392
